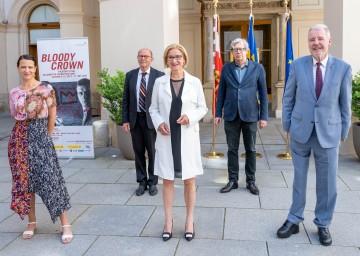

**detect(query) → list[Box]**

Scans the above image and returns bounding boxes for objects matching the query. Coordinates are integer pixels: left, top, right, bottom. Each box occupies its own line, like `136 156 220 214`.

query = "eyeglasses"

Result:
232 48 247 53
167 55 183 61
137 55 151 59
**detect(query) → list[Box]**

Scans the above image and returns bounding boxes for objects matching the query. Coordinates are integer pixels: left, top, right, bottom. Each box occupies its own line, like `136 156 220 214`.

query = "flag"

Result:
248 15 258 62
213 13 223 115
285 17 293 85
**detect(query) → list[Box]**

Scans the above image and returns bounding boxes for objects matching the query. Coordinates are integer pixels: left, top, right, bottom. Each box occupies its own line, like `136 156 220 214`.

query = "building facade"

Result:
0 0 359 121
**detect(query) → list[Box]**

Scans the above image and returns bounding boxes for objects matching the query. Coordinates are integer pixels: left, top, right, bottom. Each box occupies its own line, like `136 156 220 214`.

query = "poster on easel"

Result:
37 38 95 158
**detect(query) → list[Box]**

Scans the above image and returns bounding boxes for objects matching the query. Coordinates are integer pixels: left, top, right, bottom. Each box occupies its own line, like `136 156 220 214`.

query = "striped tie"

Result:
139 73 147 112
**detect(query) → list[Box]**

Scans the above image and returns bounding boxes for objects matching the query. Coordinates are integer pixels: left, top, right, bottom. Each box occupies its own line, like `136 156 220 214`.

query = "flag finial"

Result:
249 0 253 16
213 0 219 12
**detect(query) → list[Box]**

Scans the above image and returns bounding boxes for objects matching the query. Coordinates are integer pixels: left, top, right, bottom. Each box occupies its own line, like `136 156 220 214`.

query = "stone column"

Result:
203 15 214 122
275 13 286 118
324 0 360 156
98 0 179 146
58 0 101 116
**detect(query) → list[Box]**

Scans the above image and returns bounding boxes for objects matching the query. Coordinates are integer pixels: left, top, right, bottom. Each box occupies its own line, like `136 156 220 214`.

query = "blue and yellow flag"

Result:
248 15 258 62
285 17 293 85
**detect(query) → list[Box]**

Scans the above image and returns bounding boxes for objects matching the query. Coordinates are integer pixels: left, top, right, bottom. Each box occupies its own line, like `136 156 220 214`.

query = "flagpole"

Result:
241 0 262 159
203 0 224 159
277 0 292 160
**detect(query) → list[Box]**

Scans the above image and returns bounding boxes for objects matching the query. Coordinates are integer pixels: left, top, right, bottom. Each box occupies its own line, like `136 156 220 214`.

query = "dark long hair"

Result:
17 54 37 67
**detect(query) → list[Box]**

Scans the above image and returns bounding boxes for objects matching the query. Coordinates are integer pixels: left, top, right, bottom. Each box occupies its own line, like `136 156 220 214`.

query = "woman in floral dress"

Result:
8 54 73 244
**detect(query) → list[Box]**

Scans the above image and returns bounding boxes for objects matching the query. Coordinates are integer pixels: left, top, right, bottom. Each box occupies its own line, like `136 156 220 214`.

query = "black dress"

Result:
169 78 185 178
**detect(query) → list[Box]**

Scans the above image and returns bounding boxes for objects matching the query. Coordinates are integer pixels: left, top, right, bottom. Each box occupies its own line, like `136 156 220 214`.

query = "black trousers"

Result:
130 114 157 186
224 115 257 184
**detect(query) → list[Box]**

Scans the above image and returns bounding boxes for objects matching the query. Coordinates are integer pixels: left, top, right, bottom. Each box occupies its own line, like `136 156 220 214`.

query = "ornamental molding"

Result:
201 1 290 14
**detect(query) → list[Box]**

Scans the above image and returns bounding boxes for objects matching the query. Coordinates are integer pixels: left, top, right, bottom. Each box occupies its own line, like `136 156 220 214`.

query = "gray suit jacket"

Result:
282 55 352 148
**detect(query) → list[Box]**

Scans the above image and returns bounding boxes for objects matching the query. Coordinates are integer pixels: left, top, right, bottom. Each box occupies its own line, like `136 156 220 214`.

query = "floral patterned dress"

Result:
8 82 71 223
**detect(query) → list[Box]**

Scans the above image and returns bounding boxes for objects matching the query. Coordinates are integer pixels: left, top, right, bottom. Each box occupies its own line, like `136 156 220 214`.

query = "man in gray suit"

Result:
277 24 352 246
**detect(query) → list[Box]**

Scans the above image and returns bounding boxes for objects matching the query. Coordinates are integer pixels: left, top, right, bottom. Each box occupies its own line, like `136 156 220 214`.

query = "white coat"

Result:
149 71 208 180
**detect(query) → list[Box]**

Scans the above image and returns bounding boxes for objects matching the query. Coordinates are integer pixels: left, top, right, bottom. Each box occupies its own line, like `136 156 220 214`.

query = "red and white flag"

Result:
213 13 223 116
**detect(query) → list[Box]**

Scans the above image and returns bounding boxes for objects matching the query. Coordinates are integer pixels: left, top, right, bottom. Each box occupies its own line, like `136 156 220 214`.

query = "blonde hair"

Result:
163 43 189 68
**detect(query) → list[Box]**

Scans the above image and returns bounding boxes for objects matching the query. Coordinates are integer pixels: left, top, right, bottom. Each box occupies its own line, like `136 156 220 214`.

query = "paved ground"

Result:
0 113 359 256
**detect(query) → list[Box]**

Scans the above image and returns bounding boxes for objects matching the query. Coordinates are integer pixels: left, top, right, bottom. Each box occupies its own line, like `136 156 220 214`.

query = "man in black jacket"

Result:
122 48 164 196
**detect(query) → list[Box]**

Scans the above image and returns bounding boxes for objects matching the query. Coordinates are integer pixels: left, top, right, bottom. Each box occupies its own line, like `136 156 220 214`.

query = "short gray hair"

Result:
309 24 331 38
231 38 249 51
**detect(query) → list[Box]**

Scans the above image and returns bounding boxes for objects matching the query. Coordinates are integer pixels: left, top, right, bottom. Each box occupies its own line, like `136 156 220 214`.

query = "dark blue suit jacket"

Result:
122 67 164 129
215 60 268 122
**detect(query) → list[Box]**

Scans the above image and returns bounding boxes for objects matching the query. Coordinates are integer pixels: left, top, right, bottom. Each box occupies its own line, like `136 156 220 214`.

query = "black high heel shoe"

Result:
184 223 195 241
162 220 173 241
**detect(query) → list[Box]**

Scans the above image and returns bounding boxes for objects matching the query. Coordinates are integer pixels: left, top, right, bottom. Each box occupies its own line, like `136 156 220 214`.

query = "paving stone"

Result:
304 212 360 247
338 168 360 190
0 233 20 251
0 183 11 202
0 204 88 233
84 236 177 256
225 208 309 243
260 187 316 211
335 190 360 213
196 186 260 208
268 241 360 256
0 203 13 222
176 239 268 256
143 206 224 239
61 167 82 179
70 184 135 204
0 168 11 183
66 168 127 184
0 234 97 256
127 185 185 207
0 157 9 168
61 158 116 169
73 205 154 236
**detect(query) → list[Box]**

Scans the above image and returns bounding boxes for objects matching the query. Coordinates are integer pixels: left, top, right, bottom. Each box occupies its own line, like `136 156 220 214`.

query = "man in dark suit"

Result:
277 24 352 246
215 38 268 195
76 78 92 126
122 48 164 196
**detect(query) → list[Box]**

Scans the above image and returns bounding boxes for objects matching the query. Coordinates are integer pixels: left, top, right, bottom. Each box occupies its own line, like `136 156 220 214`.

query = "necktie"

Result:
315 62 323 99
139 73 147 112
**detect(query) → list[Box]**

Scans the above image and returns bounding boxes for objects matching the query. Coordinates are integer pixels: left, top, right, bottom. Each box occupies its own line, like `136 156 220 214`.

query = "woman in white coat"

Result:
149 44 208 242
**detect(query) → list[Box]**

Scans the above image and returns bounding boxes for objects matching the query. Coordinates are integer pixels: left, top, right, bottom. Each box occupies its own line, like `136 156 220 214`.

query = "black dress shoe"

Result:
220 181 238 193
277 220 300 238
135 185 147 196
246 182 259 195
149 185 158 196
184 223 195 241
318 227 332 246
162 220 173 241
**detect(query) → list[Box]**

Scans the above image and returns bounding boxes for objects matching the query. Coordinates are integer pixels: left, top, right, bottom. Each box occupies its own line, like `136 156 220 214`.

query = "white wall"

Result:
325 0 360 75
99 0 179 74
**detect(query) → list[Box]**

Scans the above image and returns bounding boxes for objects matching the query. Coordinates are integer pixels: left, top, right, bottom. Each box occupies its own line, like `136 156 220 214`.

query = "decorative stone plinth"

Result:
93 120 109 147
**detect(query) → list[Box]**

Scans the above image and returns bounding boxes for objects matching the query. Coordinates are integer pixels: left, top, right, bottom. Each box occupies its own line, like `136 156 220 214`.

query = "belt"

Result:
137 112 146 117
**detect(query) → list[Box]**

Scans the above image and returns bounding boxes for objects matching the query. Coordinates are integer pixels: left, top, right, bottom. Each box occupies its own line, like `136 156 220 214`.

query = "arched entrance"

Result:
27 4 60 79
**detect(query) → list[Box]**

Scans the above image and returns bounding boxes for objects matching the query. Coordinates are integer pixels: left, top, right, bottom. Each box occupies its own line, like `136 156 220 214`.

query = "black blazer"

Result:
215 60 268 122
122 67 164 129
